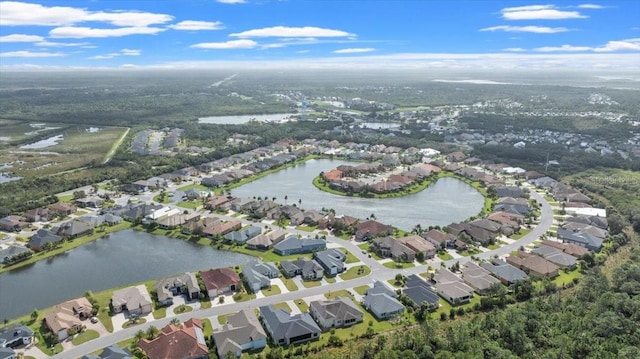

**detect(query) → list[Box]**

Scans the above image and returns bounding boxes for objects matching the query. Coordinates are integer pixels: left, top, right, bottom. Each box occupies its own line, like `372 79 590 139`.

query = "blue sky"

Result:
0 0 639 70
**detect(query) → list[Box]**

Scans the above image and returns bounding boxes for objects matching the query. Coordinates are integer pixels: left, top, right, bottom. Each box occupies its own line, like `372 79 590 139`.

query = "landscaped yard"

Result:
300 280 322 288
224 244 312 263
437 252 454 260
458 248 481 257
486 244 500 250
295 225 316 232
325 289 353 300
281 277 298 291
177 184 209 192
71 329 99 345
325 277 336 283
339 265 371 280
512 228 532 240
177 200 201 209
273 302 291 312
341 248 360 264
553 269 582 287
294 299 309 313
173 304 193 314
262 285 282 296
152 306 167 319
217 315 228 325
383 261 415 269
354 285 371 295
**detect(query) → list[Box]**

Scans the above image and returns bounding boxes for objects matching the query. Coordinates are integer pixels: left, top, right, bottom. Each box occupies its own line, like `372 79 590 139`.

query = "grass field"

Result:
383 261 415 269
339 265 370 280
294 299 309 313
354 285 371 295
71 329 99 346
262 285 282 296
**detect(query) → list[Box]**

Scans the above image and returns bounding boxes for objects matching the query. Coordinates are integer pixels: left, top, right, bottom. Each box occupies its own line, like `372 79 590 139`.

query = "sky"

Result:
0 0 639 71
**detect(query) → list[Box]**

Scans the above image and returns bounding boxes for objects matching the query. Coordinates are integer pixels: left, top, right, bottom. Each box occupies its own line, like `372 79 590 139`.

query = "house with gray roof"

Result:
259 305 321 346
212 309 267 357
531 245 577 269
403 275 439 309
224 226 261 244
27 229 63 252
154 272 201 306
309 297 363 331
481 259 528 285
111 285 152 315
280 258 324 281
81 345 133 359
461 262 502 294
557 228 604 252
371 236 416 262
242 260 279 293
0 245 32 265
362 281 405 320
432 268 474 305
55 220 93 239
273 236 326 256
0 324 33 349
313 249 346 276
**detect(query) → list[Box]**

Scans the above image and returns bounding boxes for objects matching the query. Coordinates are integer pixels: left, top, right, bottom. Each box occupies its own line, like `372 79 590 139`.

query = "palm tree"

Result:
146 325 160 340
284 195 288 204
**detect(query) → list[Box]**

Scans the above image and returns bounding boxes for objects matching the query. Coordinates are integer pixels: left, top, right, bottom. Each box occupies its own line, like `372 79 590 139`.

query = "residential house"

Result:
540 240 589 258
371 236 416 262
75 196 104 208
246 230 286 250
506 251 559 278
486 211 524 234
468 219 502 235
531 245 578 269
362 281 405 320
480 259 528 285
45 297 93 341
55 220 93 239
48 202 77 217
154 272 201 306
242 260 279 293
432 268 474 305
446 151 466 162
424 229 455 249
259 305 321 346
27 229 62 252
24 208 52 222
224 226 261 244
461 262 502 294
557 228 604 252
402 275 440 309
138 319 208 359
181 216 220 235
111 285 152 315
565 215 608 230
397 235 436 259
355 220 393 241
0 216 29 232
204 195 234 211
156 212 200 230
201 220 242 238
309 297 363 331
279 258 324 280
0 245 32 265
447 222 495 246
313 249 346 276
81 345 133 359
201 268 241 298
0 324 33 349
212 309 267 358
273 236 326 256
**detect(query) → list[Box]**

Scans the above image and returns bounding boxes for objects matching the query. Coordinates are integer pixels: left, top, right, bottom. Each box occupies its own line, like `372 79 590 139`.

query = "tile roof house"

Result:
81 345 133 359
424 229 456 249
397 235 436 259
403 275 440 309
223 225 261 244
201 268 241 298
309 297 363 331
246 230 286 251
48 202 78 217
27 229 63 252
355 220 393 241
0 245 32 265
371 236 416 262
313 249 346 276
362 281 405 320
480 259 528 285
279 258 324 281
0 324 34 349
273 236 326 256
461 262 502 294
111 285 152 315
45 297 93 341
55 220 93 239
212 309 267 358
432 268 474 305
0 216 29 232
138 319 208 359
531 245 578 269
153 272 201 306
24 207 52 223
557 228 604 252
506 251 559 278
540 240 589 258
259 305 321 346
242 260 279 293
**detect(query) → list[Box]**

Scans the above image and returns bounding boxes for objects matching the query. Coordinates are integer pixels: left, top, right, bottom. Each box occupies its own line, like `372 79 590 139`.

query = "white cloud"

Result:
35 41 90 47
535 45 593 52
296 50 310 54
50 26 165 38
231 26 354 38
169 20 224 31
190 39 257 49
0 33 44 42
480 25 570 33
216 0 246 3
0 50 65 57
120 49 141 56
578 4 604 9
0 1 173 26
503 47 526 52
333 48 375 54
501 5 587 20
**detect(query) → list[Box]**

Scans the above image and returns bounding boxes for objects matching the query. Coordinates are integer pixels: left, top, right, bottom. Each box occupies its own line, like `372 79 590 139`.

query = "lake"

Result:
19 134 64 149
0 229 254 320
231 159 484 231
198 113 297 124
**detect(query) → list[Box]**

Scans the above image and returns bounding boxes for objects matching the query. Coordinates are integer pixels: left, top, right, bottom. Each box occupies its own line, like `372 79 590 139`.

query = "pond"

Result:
198 113 297 124
19 134 64 149
231 158 484 231
0 229 254 320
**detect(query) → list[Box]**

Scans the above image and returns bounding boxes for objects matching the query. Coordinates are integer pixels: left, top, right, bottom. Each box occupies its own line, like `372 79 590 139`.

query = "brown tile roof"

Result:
139 318 208 359
201 268 241 292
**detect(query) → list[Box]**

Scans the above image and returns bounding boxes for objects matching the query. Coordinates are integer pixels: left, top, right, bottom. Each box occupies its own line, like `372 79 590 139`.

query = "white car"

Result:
90 317 99 324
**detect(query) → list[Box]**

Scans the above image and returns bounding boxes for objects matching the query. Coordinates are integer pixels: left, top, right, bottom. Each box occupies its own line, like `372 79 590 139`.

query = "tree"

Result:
170 317 181 326
146 325 160 340
134 329 145 341
30 309 38 321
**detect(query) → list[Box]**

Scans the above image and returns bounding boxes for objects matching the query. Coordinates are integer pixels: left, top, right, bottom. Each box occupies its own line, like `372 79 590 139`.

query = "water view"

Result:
19 134 64 149
231 159 484 231
0 229 254 319
198 113 297 124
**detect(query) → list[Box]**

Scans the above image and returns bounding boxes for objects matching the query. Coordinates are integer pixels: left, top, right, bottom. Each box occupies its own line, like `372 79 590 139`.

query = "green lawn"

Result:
354 285 370 295
273 302 291 312
152 194 170 204
357 243 382 260
486 244 500 250
512 229 532 240
200 299 212 309
281 277 298 291
294 299 309 313
57 194 73 202
383 261 415 269
339 265 371 280
300 280 322 288
173 305 193 314
177 184 209 191
202 318 213 338
458 248 481 257
262 285 282 296
431 295 481 320
341 248 360 264
553 269 582 287
325 289 353 300
177 200 201 209
325 277 336 283
217 315 229 325
152 306 167 319
295 225 316 232
437 252 454 260
232 292 256 302
222 244 313 263
71 329 99 346
122 318 147 328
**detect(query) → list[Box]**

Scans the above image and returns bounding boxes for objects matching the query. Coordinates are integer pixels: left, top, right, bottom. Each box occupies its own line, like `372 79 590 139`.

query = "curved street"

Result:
51 186 553 359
